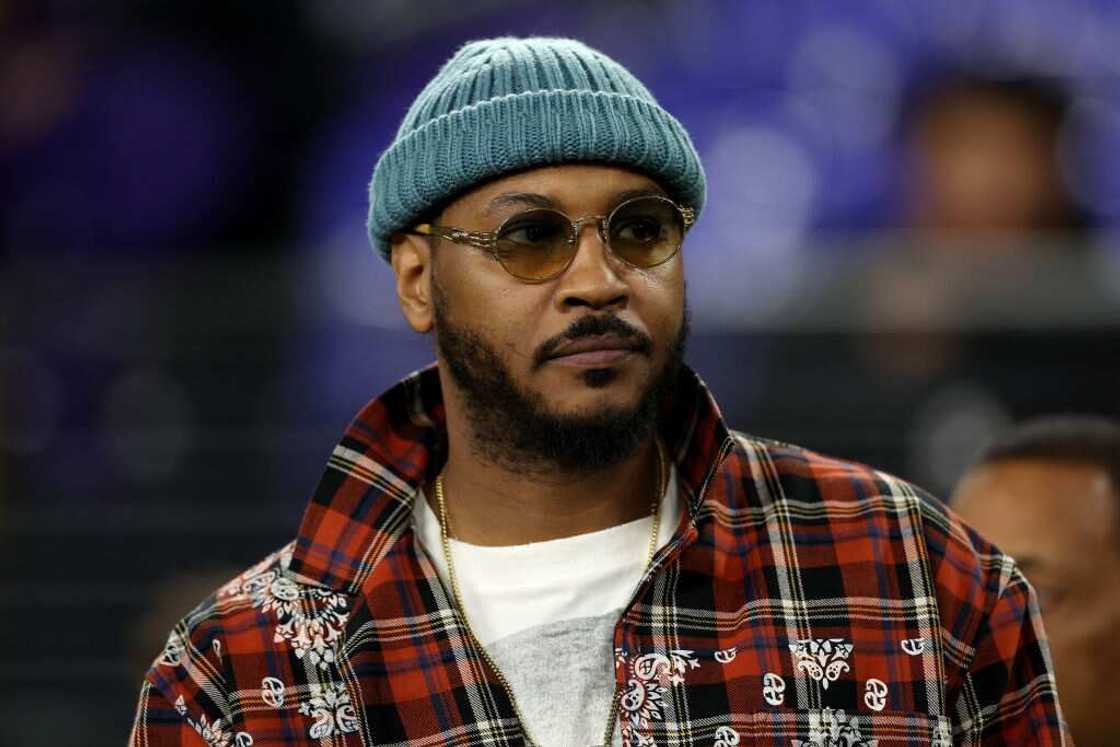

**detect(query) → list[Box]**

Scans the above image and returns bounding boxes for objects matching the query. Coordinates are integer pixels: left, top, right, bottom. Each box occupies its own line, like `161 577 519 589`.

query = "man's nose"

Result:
554 220 628 311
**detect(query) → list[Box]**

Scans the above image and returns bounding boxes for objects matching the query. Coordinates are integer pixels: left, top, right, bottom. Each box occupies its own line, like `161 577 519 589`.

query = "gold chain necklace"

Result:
433 442 666 747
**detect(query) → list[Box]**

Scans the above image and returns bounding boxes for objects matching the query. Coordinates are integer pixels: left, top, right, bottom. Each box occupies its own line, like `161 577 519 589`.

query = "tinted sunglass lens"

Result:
608 198 683 267
495 210 574 280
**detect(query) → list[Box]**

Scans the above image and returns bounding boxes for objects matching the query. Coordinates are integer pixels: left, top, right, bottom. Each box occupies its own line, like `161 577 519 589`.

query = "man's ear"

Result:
389 233 434 333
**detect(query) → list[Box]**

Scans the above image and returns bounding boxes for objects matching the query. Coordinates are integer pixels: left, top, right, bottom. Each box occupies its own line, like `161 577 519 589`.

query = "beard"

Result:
432 286 688 475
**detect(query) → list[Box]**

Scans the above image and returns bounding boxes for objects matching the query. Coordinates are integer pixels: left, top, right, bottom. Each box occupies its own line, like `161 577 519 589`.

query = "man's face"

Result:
421 164 688 470
952 460 1120 746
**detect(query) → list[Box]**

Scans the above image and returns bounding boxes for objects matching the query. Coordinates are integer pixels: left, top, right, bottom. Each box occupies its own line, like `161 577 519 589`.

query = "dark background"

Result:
2 2 1119 744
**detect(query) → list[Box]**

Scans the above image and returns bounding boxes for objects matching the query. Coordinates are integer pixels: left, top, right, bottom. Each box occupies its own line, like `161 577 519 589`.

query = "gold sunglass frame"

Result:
409 195 696 283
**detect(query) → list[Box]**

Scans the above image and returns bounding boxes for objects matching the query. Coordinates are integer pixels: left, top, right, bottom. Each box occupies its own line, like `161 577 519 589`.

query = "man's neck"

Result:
434 423 662 547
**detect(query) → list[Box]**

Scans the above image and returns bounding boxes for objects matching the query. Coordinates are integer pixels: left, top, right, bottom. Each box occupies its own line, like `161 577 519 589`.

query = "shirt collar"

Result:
287 363 732 593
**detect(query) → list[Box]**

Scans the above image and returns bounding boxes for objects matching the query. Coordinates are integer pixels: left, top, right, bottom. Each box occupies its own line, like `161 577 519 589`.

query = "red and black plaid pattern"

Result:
132 365 1069 745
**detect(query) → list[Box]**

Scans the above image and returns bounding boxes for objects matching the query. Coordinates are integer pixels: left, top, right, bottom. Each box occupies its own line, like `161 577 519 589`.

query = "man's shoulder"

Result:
721 432 1012 600
145 541 355 695
725 429 992 561
726 429 944 512
704 436 1063 738
135 543 366 742
724 429 1021 659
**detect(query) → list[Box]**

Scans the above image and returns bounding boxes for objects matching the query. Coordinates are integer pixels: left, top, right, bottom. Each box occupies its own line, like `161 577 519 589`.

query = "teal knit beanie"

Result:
367 36 706 260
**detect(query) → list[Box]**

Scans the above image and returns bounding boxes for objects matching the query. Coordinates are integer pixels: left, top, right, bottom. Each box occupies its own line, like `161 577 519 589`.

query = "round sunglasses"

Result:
410 195 696 282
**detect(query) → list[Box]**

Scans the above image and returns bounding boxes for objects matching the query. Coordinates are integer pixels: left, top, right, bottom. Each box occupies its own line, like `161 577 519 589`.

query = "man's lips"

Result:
545 335 643 367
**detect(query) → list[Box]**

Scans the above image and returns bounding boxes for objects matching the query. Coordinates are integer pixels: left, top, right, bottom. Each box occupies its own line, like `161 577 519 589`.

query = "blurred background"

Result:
2 1 1119 743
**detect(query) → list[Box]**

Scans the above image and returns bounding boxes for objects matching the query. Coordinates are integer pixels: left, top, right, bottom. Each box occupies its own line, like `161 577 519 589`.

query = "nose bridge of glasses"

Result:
569 214 610 247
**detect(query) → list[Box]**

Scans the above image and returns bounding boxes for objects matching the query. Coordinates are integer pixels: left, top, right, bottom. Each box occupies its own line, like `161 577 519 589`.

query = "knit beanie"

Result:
367 36 706 260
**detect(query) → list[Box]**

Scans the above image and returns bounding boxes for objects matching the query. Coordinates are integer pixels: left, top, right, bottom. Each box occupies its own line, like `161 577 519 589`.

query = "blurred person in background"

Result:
838 73 1103 495
747 70 1110 499
901 75 1088 241
862 74 1089 382
863 74 1088 353
953 415 1120 747
130 37 1067 745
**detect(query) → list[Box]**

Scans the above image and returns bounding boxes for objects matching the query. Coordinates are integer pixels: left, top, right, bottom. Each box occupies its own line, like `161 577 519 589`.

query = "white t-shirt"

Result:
412 467 680 746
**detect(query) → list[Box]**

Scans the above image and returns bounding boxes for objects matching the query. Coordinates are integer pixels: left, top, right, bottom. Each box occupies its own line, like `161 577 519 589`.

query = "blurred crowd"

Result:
2 1 1119 744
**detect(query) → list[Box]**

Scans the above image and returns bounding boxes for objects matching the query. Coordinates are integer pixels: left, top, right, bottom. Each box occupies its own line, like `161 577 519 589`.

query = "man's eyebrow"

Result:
483 187 670 216
483 193 557 215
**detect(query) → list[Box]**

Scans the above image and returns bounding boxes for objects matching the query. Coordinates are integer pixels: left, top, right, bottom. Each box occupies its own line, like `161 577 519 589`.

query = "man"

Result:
953 415 1120 747
131 37 1067 745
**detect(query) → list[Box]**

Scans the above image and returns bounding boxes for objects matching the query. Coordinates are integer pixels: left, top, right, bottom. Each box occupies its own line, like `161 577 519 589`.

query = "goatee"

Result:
432 288 688 475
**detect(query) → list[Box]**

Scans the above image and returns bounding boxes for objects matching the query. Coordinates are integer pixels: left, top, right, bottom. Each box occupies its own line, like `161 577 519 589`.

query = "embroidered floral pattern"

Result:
172 694 253 747
792 708 879 747
788 638 853 690
298 682 360 739
260 676 286 708
633 650 702 686
190 714 233 747
616 649 700 745
223 550 350 670
158 630 185 667
620 677 665 735
714 725 740 746
900 637 926 656
863 678 888 711
218 551 278 597
762 672 786 706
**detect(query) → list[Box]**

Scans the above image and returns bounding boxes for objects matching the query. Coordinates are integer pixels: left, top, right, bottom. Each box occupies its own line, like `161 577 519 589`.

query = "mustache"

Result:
533 314 654 369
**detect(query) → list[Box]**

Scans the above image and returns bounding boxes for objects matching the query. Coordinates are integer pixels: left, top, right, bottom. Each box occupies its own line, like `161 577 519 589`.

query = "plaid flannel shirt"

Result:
131 365 1069 746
